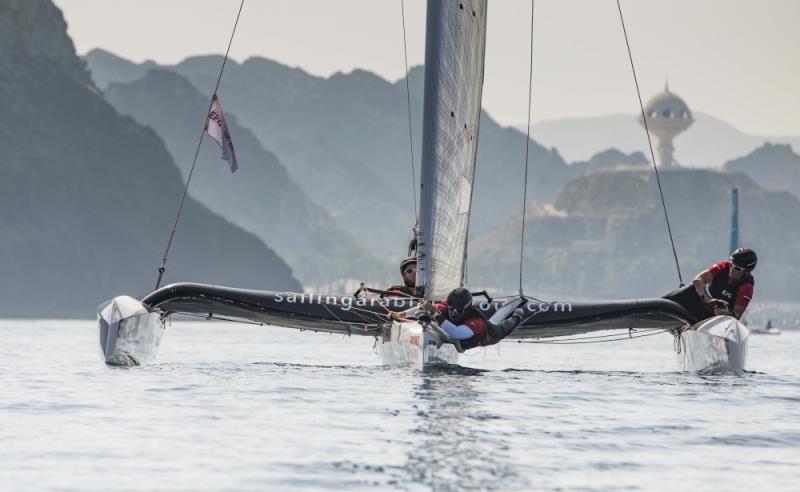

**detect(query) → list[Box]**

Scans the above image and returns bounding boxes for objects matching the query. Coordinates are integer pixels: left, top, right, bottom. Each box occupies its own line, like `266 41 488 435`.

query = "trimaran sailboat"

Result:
98 0 748 371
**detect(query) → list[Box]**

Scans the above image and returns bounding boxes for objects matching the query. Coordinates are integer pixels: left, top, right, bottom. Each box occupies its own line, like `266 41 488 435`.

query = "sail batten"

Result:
417 0 488 300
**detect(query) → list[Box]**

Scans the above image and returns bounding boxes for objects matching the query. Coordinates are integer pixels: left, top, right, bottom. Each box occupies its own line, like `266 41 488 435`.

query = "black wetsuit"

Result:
663 285 709 321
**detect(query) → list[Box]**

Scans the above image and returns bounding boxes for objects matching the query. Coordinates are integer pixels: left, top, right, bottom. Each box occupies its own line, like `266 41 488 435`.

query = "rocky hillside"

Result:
104 69 387 287
470 169 800 302
571 149 649 175
724 143 800 199
0 0 300 317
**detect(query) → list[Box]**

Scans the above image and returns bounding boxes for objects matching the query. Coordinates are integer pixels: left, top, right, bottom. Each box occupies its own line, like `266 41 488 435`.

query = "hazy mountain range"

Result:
85 49 579 243
0 0 300 317
528 113 800 168
724 143 800 200
103 68 386 288
5 0 796 319
84 46 800 303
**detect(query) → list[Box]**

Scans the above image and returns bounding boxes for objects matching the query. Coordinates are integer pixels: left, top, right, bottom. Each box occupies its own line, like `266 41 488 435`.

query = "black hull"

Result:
142 283 695 339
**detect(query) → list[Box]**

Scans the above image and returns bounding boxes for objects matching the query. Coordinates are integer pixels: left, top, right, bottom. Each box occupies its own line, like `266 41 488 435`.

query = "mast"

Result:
416 0 488 300
730 187 739 254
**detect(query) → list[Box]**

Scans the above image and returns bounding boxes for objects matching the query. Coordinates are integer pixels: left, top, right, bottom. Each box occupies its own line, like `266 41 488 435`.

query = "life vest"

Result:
708 265 754 310
385 285 421 298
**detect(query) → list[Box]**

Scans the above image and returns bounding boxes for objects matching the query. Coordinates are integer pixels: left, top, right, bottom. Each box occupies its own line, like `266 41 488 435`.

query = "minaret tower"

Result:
639 81 694 167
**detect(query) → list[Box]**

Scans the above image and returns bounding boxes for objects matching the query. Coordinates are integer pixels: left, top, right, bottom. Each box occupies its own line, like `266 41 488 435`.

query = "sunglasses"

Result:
403 267 416 274
447 306 466 317
731 264 746 272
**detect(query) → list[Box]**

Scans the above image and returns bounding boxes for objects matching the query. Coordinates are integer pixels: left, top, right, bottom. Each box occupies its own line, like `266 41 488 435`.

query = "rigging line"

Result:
175 311 264 326
400 0 418 219
154 0 246 290
518 0 535 297
522 327 664 342
514 329 670 345
615 0 684 286
343 305 392 324
356 283 394 313
319 302 376 334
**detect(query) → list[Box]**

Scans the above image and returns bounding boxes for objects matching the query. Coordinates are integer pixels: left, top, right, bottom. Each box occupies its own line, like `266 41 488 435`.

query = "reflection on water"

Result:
403 366 527 491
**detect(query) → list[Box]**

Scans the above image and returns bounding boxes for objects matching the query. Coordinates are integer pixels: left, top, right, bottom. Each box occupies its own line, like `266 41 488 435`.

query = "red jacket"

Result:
707 260 754 312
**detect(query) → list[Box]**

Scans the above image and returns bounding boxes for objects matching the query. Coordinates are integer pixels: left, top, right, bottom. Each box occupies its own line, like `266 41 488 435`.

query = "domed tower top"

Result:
642 85 693 125
639 81 694 167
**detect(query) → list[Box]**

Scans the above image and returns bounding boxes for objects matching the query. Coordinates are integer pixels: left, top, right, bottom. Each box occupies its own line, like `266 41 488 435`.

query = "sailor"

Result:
416 287 524 351
665 248 756 321
385 256 422 298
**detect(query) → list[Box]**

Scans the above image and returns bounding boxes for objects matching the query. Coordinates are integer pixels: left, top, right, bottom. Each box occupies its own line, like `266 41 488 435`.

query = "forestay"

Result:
417 0 488 300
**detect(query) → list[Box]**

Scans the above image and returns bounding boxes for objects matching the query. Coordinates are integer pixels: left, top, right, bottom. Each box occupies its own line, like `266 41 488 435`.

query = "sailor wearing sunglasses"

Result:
385 257 422 298
693 248 757 319
665 248 757 321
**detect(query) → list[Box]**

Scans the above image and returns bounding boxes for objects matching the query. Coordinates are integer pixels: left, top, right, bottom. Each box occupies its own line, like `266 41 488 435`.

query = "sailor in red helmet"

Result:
665 248 757 321
416 287 524 351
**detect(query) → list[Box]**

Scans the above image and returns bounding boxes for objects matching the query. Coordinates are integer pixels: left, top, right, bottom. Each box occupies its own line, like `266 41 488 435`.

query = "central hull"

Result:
378 321 459 369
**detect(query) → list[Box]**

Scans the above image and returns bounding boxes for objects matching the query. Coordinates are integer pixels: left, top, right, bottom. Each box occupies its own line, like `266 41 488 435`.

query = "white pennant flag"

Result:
204 95 238 172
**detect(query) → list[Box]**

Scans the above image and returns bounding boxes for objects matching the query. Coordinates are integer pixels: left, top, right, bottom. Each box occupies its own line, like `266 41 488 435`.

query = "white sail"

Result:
417 0 488 300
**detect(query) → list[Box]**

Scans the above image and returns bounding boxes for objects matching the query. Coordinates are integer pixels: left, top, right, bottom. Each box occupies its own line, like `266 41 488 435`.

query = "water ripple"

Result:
1 320 799 491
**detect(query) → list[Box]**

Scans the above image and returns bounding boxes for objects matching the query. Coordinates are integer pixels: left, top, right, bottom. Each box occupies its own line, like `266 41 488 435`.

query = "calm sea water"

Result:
1 319 798 491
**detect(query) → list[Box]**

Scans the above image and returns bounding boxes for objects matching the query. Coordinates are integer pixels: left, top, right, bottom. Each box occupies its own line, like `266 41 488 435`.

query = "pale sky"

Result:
55 0 799 136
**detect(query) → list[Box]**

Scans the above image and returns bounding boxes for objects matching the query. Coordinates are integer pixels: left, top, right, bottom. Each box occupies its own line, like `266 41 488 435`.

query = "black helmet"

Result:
730 248 757 270
400 256 417 273
446 287 473 315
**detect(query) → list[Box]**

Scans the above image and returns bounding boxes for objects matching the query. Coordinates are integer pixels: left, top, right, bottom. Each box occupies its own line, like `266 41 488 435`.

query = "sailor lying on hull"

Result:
391 287 525 352
664 248 757 322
